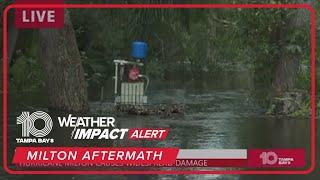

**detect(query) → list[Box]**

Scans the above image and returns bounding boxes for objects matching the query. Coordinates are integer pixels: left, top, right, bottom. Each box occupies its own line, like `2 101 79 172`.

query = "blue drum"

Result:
131 41 148 60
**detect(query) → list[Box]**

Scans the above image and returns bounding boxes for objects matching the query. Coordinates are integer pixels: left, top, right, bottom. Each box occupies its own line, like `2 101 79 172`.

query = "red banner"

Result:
12 147 179 165
248 149 305 168
175 159 247 167
15 0 64 28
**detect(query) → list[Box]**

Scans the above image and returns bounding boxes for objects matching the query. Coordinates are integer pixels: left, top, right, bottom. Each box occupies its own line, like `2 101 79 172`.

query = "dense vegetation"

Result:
1 0 319 116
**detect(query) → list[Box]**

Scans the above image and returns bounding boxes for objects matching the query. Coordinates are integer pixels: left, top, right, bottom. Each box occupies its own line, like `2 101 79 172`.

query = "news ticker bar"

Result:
177 149 247 159
12 147 305 168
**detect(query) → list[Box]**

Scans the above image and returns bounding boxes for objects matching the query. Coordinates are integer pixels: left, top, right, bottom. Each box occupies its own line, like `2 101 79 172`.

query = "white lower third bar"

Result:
177 149 247 159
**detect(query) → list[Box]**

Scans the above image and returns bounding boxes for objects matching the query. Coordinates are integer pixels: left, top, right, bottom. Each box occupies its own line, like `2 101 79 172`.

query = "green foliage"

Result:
145 58 166 79
10 55 45 92
6 1 318 117
289 100 310 117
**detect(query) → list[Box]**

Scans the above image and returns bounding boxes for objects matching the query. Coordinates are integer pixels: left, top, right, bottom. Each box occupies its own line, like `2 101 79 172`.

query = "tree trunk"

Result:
7 10 19 63
39 10 89 113
206 10 217 64
274 1 309 94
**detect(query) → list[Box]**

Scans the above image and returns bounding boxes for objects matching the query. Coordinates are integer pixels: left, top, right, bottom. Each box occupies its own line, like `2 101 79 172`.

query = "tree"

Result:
273 0 309 94
39 10 89 113
7 10 19 63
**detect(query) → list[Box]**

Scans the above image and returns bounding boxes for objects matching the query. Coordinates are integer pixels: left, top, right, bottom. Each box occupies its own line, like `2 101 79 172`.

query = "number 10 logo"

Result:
259 151 278 165
17 111 53 137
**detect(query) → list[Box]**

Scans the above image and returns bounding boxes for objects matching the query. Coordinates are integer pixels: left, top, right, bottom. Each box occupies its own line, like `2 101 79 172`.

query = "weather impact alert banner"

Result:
11 112 307 168
2 0 316 175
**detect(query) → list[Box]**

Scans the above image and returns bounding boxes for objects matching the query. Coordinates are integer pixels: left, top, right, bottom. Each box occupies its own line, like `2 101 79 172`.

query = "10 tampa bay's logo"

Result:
16 111 54 144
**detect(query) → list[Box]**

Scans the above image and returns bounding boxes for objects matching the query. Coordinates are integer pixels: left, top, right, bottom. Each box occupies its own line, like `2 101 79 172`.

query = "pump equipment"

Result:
113 41 149 105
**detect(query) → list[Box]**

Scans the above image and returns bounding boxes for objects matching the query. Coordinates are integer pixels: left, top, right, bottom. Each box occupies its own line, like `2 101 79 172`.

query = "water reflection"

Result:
2 71 314 179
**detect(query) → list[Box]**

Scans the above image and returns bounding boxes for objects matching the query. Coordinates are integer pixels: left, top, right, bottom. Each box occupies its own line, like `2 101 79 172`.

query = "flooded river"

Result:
1 71 317 179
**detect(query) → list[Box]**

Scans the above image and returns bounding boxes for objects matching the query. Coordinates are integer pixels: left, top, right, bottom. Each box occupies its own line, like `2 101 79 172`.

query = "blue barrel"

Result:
131 41 148 59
